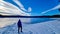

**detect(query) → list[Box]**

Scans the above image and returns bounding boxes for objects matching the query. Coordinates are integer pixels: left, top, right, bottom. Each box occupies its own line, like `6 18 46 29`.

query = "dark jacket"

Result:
17 19 22 27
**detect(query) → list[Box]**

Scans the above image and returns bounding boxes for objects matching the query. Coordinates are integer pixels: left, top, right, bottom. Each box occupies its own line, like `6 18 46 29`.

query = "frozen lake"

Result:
0 18 60 34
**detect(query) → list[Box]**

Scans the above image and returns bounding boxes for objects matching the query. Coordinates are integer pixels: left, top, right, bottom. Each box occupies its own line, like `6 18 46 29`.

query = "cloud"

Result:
28 7 32 12
40 4 60 15
13 0 32 12
13 0 27 11
0 0 30 16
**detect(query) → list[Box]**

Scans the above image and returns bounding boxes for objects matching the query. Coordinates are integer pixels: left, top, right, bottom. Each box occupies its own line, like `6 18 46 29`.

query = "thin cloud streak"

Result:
13 0 32 12
13 0 27 11
40 4 60 15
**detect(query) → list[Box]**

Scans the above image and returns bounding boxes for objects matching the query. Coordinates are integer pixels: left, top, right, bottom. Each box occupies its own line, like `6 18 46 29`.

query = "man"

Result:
17 19 22 33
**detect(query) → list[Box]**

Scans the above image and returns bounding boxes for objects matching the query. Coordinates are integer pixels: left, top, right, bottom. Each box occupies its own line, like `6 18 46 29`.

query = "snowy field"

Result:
0 18 60 34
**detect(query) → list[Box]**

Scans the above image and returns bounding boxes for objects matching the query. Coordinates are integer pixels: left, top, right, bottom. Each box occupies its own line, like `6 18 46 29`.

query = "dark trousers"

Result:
18 26 22 34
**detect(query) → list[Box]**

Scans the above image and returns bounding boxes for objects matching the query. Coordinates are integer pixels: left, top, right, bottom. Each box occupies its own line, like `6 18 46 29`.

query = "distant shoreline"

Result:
0 15 60 18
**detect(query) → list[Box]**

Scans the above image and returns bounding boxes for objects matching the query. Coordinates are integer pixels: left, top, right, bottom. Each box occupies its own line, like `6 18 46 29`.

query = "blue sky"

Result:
4 0 59 16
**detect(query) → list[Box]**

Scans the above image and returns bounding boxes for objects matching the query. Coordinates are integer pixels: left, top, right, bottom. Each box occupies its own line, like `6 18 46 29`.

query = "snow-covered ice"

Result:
0 18 60 34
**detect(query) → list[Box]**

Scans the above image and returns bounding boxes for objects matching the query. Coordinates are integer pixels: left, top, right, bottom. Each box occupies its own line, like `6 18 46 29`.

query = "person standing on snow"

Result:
17 19 22 33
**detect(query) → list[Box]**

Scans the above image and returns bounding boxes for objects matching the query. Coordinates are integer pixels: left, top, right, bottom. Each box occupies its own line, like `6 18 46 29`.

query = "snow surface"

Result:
0 19 60 34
